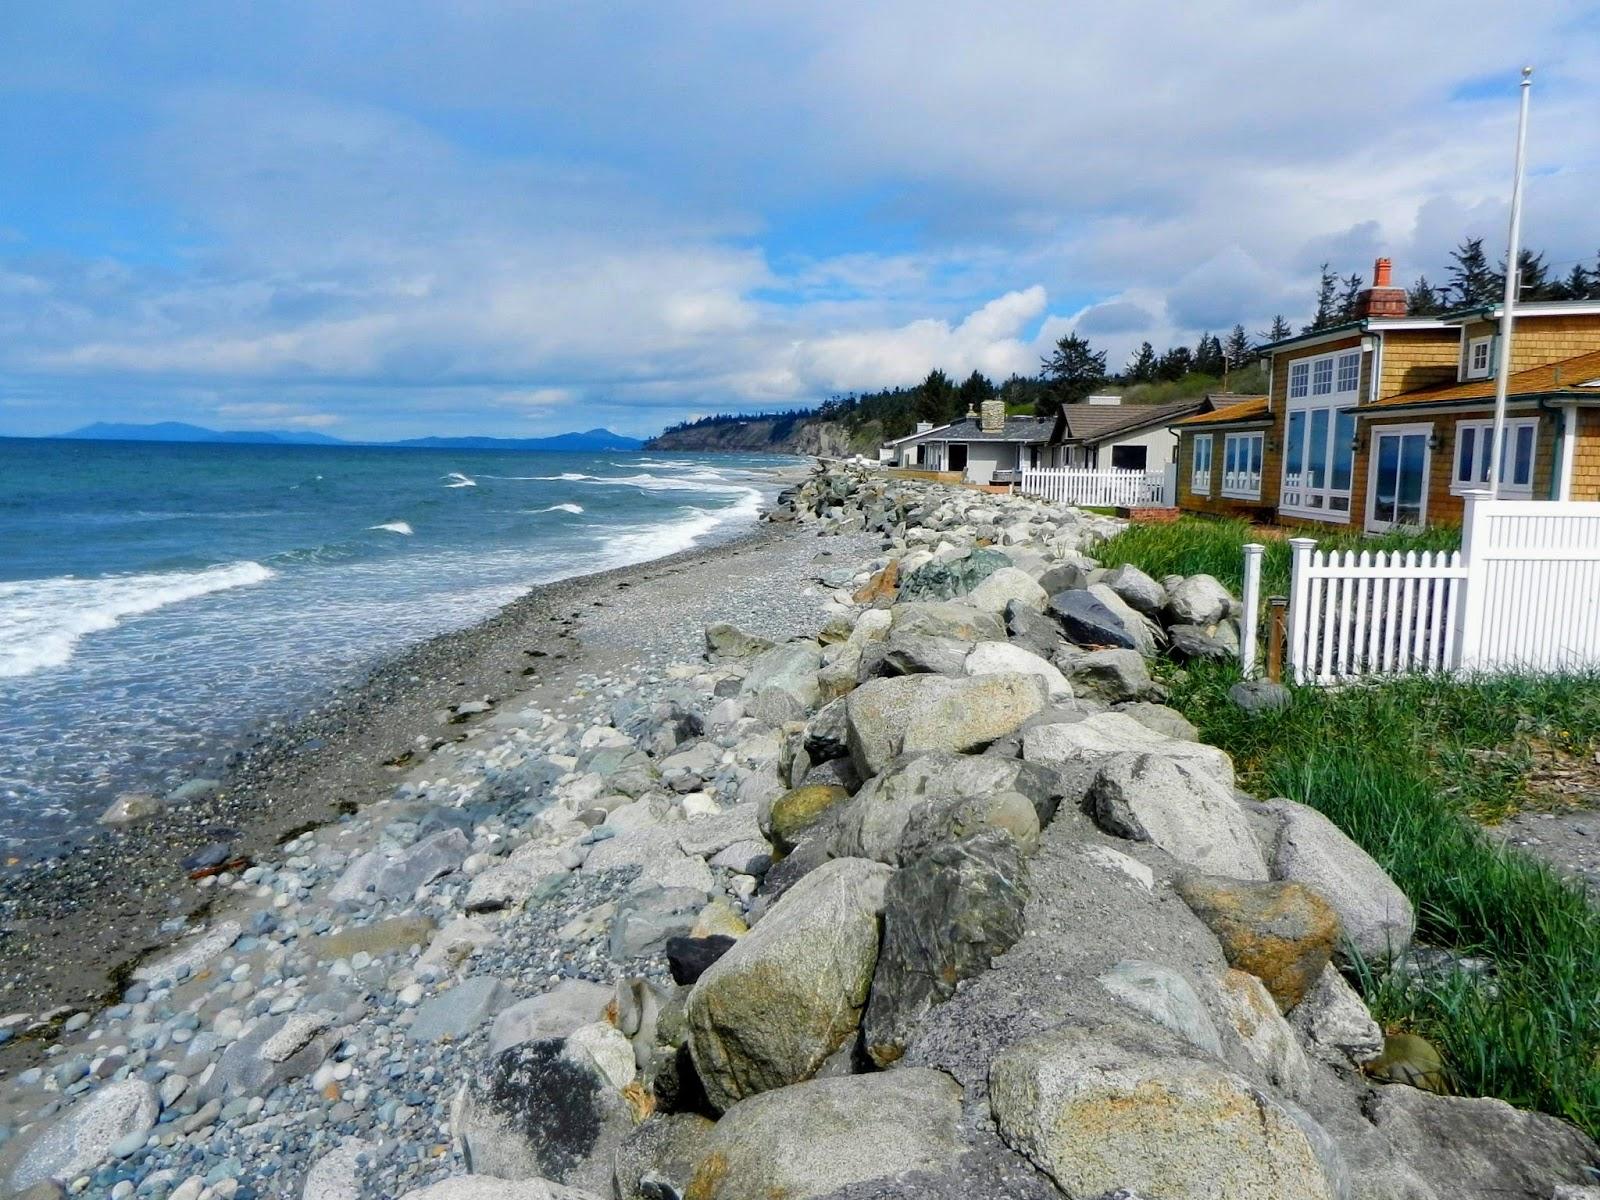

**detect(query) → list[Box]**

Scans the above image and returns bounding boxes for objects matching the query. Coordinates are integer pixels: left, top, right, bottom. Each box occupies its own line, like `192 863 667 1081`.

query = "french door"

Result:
1366 425 1431 532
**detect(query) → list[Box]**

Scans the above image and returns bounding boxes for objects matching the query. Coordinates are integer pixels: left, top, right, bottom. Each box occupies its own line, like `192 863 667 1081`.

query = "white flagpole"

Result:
1487 66 1533 500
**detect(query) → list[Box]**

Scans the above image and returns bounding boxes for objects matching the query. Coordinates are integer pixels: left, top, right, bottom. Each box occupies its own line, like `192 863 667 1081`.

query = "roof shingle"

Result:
1369 350 1600 409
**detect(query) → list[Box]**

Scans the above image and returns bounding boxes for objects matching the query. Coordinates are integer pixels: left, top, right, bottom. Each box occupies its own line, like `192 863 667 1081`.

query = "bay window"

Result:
1280 346 1362 519
1190 434 1213 496
1453 417 1538 497
1222 432 1264 498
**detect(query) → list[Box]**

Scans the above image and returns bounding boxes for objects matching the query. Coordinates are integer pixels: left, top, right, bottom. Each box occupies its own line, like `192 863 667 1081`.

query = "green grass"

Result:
1092 516 1461 597
1165 664 1600 1136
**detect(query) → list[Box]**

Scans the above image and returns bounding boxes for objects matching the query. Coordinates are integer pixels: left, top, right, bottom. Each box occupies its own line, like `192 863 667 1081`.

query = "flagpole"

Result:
1488 65 1533 500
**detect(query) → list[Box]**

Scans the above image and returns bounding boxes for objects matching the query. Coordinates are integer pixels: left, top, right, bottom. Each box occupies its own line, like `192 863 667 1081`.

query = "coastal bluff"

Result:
1 462 1595 1199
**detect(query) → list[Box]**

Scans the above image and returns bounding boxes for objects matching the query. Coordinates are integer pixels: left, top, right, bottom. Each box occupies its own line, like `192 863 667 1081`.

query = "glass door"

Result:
1366 426 1431 532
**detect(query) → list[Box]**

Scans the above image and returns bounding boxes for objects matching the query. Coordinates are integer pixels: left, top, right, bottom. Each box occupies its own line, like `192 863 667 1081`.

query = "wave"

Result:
444 472 477 488
0 561 276 679
518 470 754 498
596 487 763 566
370 521 414 535
535 503 584 514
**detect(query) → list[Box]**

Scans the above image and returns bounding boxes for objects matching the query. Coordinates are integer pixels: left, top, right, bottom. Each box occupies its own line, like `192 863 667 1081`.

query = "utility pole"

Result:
1487 66 1533 499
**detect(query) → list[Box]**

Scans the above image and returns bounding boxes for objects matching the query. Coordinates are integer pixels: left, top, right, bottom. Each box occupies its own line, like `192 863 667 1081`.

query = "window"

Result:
1221 432 1264 498
1452 417 1538 496
1111 444 1148 471
1280 346 1363 519
1465 337 1495 380
1191 434 1213 496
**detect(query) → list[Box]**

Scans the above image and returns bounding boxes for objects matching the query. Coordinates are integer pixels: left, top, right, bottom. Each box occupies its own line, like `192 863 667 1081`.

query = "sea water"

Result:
0 438 788 853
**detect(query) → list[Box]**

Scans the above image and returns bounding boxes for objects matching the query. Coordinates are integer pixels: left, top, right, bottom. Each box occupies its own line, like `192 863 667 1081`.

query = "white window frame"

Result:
1451 416 1538 498
1280 346 1362 522
1221 431 1265 499
1465 336 1495 380
1190 434 1213 497
1365 422 1435 533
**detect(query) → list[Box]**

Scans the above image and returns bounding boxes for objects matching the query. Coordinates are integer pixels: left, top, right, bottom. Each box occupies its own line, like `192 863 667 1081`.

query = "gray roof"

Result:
913 415 1053 444
1053 398 1205 444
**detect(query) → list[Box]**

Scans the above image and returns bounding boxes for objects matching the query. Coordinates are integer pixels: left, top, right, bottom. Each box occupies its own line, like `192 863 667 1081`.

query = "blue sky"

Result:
1 2 1597 441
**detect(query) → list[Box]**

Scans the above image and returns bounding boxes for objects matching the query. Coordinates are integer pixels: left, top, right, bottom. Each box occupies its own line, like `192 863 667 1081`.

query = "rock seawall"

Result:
3 463 1596 1200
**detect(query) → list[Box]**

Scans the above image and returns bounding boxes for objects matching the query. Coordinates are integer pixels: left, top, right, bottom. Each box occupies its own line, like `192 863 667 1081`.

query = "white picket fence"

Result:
1020 465 1174 507
1239 491 1600 684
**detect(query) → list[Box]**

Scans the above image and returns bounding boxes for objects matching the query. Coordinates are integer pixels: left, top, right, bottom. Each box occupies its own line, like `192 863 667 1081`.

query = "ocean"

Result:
0 438 788 855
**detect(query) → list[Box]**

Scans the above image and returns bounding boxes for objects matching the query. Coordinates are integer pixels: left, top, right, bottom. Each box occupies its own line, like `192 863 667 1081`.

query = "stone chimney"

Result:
1354 256 1408 319
979 398 1005 434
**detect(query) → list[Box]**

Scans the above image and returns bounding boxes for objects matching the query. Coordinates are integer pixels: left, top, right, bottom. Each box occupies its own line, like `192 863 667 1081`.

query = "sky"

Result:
1 2 1597 441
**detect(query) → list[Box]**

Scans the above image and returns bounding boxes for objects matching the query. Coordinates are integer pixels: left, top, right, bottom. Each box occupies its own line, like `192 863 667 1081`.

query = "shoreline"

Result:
0 503 807 1035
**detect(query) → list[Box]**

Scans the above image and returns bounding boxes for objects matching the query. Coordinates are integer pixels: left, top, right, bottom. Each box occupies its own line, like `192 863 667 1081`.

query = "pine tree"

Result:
1125 341 1158 383
1305 263 1339 332
1406 275 1443 316
1194 333 1226 376
957 370 996 412
1496 248 1551 300
1156 346 1193 382
1223 324 1252 368
916 369 957 424
1549 264 1590 301
1259 315 1294 344
1446 237 1498 308
1039 334 1108 415
1336 273 1365 322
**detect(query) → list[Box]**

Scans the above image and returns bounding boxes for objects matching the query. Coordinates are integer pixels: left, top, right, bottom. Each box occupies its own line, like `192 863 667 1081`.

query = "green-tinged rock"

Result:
844 671 1047 777
1368 1032 1447 1093
759 784 850 854
896 548 1012 603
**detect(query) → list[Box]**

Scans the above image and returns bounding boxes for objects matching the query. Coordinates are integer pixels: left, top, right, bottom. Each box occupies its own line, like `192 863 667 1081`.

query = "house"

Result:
881 421 954 467
885 401 1053 484
1047 395 1216 472
1174 255 1600 532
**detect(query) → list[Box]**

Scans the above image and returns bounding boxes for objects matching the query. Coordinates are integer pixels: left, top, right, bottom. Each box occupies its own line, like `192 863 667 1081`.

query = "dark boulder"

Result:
666 935 738 986
1048 591 1137 651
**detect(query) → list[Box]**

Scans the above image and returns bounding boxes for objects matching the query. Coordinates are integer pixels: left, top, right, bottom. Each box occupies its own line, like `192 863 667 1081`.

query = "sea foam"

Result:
0 561 276 678
370 521 414 535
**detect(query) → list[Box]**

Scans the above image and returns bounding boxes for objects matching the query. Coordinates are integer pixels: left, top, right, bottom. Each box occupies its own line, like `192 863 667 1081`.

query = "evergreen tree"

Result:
1193 333 1226 376
915 369 957 424
1497 248 1551 300
1156 346 1193 382
1446 237 1498 308
1335 272 1365 322
1039 333 1108 416
1551 262 1595 301
957 370 996 412
1304 263 1339 332
1125 341 1158 383
1406 275 1443 316
1259 315 1294 344
1223 324 1252 368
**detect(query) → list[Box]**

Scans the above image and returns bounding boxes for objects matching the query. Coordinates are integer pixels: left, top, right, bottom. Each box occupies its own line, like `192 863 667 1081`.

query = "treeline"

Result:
654 409 816 439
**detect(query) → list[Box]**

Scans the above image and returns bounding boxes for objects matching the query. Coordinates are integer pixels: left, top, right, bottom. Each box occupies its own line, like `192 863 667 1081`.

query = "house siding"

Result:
1571 409 1600 500
1379 328 1462 396
1176 428 1277 517
1459 315 1600 375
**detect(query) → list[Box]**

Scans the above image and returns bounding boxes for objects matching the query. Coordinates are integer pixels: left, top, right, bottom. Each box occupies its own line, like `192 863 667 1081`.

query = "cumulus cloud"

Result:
0 3 1596 437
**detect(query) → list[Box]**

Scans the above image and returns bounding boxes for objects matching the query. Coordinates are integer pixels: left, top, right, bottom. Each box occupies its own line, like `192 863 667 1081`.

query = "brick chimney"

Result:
979 398 1006 434
1354 256 1408 319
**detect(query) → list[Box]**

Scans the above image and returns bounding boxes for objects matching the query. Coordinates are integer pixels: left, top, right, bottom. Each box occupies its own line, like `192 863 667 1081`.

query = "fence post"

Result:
1162 462 1177 506
1266 597 1288 681
1286 537 1316 685
1452 489 1490 671
1239 543 1264 677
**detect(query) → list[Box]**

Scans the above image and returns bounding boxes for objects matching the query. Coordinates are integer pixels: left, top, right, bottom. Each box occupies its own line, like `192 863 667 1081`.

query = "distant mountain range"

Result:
54 421 644 452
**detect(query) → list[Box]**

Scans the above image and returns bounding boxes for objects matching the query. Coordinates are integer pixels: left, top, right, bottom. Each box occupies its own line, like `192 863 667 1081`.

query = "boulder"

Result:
613 1113 715 1200
609 887 707 960
896 549 1011 603
801 700 850 764
759 784 849 854
1258 798 1415 965
989 1025 1336 1200
844 672 1048 777
1005 600 1061 660
879 633 972 677
1088 583 1161 656
454 1035 642 1193
192 1012 339 1106
1167 574 1234 625
683 1070 964 1200
1368 1032 1447 1092
1215 969 1311 1095
888 601 1005 644
1101 563 1166 615
704 623 775 662
466 849 571 913
738 641 823 713
328 829 470 905
686 858 891 1111
1038 562 1089 594
964 640 1072 701
491 980 614 1057
3 1081 158 1191
829 751 1060 864
1366 1085 1600 1198
851 561 899 607
1287 965 1384 1069
1049 589 1139 651
1114 701 1198 741
1086 753 1268 880
1167 624 1235 663
410 976 508 1043
1065 647 1157 703
1095 960 1222 1057
862 831 1028 1067
1175 875 1340 1011
966 567 1048 615
1023 711 1235 788
1229 679 1292 713
666 935 737 986
394 1178 602 1200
